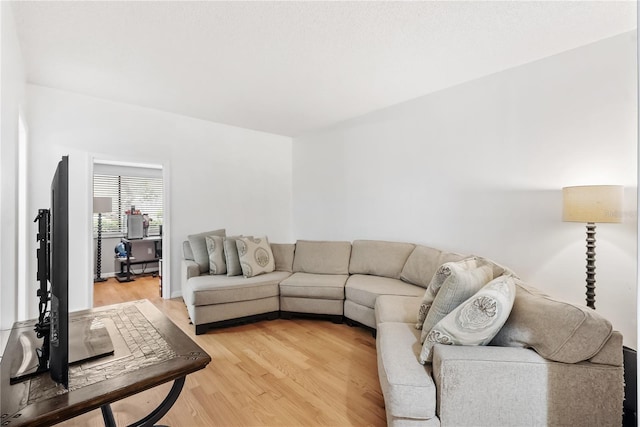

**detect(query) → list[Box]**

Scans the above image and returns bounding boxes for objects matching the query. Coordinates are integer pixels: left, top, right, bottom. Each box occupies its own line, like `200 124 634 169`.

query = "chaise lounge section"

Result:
180 231 624 426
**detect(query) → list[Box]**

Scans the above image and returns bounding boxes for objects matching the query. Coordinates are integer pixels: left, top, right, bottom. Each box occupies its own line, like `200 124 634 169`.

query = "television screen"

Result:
11 155 111 388
49 156 69 388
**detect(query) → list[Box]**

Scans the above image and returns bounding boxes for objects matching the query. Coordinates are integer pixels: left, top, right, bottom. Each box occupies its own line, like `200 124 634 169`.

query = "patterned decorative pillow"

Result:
205 235 227 275
420 258 496 342
420 259 496 343
236 236 275 278
419 275 516 364
223 236 244 277
415 257 481 329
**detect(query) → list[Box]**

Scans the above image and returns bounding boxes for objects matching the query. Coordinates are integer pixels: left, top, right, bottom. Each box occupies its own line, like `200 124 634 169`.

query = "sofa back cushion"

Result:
271 243 295 273
293 240 352 274
490 281 613 364
187 228 226 274
183 240 195 261
224 236 244 276
349 240 415 279
400 245 467 288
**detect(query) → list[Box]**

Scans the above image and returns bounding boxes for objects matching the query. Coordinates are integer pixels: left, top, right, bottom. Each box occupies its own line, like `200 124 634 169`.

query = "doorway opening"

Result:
91 160 167 307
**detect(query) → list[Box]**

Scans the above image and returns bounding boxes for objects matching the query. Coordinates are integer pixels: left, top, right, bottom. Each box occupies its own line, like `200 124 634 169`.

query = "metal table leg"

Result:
101 404 116 427
100 376 186 427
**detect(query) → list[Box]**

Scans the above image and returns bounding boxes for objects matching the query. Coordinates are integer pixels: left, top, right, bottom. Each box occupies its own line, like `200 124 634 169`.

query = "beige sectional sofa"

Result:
181 234 624 426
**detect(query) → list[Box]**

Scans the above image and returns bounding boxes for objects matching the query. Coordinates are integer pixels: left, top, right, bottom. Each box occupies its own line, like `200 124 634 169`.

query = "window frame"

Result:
93 165 164 239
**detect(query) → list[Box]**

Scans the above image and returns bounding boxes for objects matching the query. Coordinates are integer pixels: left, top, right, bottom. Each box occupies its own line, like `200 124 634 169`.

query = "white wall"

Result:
26 85 293 315
0 3 26 330
293 32 638 348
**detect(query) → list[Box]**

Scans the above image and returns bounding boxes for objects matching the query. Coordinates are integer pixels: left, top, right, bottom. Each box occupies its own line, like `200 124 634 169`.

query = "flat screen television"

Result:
10 157 69 387
11 156 113 388
49 155 69 387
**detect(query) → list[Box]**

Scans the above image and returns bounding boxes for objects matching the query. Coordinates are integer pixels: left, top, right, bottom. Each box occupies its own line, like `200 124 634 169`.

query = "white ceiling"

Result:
11 1 637 137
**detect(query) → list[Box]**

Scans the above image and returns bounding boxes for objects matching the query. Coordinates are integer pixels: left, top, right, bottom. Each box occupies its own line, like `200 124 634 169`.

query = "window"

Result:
93 169 163 237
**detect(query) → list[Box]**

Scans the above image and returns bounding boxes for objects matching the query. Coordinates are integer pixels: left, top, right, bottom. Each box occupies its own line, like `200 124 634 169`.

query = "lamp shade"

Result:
93 197 112 214
562 185 623 223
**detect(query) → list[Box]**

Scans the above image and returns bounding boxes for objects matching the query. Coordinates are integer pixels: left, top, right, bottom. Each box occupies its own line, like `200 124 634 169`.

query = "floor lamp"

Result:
562 185 623 309
94 197 112 282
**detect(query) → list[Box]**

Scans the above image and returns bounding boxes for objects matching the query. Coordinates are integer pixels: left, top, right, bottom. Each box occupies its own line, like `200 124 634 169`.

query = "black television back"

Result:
49 156 69 388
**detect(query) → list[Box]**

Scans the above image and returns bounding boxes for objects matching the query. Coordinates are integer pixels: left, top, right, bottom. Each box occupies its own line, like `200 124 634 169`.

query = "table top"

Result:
0 300 210 427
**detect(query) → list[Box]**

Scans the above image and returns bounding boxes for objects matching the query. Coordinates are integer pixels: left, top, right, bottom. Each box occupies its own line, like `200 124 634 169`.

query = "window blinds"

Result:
93 174 164 236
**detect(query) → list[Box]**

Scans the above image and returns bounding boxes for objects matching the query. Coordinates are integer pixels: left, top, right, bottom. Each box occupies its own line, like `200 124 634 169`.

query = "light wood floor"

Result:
56 276 386 426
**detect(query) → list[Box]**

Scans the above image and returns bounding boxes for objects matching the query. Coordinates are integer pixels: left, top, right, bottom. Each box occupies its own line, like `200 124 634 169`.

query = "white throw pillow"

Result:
205 235 227 275
416 257 482 329
419 275 516 364
420 259 496 343
236 236 275 278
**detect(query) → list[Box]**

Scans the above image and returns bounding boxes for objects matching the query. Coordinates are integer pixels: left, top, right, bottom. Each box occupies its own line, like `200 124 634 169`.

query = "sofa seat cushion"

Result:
279 272 348 300
491 281 614 363
349 240 415 279
185 271 291 306
346 274 424 309
375 295 421 326
377 322 437 420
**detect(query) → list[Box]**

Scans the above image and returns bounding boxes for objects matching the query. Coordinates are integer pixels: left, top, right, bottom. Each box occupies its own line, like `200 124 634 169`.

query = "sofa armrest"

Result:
182 259 200 280
432 344 623 427
181 259 201 301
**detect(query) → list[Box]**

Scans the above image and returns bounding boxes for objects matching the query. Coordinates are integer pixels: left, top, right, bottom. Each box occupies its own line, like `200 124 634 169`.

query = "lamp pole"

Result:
94 197 112 282
95 212 107 282
585 222 596 309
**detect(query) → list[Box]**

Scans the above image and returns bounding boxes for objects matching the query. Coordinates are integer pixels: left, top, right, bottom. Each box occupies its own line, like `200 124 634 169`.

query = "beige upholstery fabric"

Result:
183 240 195 261
223 236 244 276
416 257 479 329
280 297 344 315
271 243 295 272
182 259 200 281
188 228 226 274
375 295 422 325
349 240 415 279
346 274 424 309
236 236 275 278
589 331 623 366
491 281 614 363
205 235 227 275
181 259 201 304
344 300 376 329
292 240 352 274
400 245 467 288
184 271 290 306
187 296 280 325
386 413 440 427
419 275 516 364
279 272 347 299
377 322 438 420
432 344 623 426
420 260 495 342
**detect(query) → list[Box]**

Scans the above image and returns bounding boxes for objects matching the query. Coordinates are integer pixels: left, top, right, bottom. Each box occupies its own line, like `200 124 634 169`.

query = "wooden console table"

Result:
0 300 210 426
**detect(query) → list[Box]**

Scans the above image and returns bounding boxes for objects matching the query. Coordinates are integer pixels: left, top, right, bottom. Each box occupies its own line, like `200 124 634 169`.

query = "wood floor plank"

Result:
55 276 386 426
